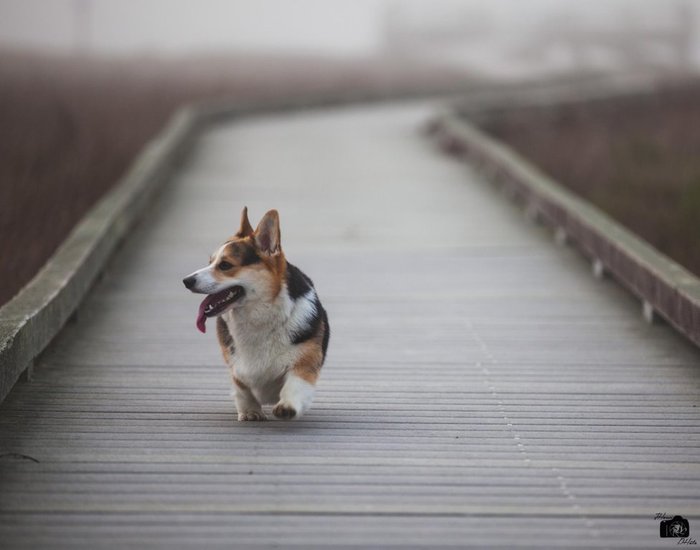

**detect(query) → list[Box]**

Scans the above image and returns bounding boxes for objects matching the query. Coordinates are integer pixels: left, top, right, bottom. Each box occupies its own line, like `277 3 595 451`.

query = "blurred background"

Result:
2 0 699 77
1 0 699 306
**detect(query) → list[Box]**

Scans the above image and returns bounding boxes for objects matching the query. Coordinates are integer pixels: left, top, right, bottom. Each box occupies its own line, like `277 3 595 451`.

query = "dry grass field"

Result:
0 50 470 307
478 81 700 277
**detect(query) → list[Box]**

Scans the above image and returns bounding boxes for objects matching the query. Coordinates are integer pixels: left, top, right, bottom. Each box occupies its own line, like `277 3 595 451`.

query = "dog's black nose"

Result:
183 276 196 290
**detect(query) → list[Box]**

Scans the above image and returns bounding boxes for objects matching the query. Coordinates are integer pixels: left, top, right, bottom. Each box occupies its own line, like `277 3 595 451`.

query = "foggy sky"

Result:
0 0 696 78
0 0 388 55
1 0 692 56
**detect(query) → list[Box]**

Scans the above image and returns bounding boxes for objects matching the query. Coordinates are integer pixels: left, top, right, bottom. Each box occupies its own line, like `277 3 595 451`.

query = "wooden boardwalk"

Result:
1 103 700 548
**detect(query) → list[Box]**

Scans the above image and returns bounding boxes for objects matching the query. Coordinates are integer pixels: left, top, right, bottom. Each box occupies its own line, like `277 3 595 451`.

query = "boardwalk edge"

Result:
0 107 202 403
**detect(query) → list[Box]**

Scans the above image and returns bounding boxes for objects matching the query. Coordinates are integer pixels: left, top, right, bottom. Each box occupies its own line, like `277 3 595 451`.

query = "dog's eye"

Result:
218 261 233 271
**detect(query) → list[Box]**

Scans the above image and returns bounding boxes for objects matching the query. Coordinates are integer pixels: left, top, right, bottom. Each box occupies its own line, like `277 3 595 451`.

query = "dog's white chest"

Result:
222 297 300 393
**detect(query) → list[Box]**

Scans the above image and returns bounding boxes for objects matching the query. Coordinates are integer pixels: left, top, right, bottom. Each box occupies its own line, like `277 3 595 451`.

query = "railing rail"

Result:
429 109 700 349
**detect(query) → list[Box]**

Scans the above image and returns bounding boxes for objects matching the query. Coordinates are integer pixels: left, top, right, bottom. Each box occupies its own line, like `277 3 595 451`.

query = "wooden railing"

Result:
428 108 700 349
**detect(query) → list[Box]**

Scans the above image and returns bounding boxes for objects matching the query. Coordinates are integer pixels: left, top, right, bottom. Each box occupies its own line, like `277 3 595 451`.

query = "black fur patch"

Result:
286 262 330 356
239 243 261 266
285 262 314 300
226 242 261 267
320 306 330 359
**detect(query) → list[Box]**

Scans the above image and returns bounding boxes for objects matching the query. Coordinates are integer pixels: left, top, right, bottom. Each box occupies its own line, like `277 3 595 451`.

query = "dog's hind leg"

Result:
232 376 266 421
273 346 322 420
272 373 314 420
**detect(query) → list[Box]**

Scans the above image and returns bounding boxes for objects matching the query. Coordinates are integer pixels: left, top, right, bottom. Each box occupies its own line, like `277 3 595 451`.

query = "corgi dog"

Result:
182 208 329 421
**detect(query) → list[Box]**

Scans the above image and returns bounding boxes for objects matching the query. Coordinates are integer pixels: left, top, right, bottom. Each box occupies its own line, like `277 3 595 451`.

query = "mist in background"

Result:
1 0 698 80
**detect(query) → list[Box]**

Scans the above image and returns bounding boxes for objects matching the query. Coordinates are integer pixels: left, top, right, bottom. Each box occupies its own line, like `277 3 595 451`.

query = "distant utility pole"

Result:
73 0 91 53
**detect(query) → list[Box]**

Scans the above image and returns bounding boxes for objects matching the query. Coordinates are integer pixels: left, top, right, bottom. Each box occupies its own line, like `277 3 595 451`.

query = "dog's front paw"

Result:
272 402 297 420
238 410 267 422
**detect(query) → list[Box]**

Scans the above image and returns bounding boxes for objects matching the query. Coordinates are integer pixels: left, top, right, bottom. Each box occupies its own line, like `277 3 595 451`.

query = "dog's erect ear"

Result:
254 209 281 255
236 206 254 238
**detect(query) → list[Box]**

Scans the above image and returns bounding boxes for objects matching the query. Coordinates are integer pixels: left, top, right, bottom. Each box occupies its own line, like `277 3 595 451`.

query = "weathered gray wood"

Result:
1 103 699 548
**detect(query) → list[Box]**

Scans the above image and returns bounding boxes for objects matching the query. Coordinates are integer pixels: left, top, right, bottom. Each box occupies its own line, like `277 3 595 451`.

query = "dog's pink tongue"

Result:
196 301 208 334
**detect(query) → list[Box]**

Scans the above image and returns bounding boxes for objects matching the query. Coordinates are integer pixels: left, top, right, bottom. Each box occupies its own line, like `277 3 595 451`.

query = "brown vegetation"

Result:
478 82 700 277
0 50 471 306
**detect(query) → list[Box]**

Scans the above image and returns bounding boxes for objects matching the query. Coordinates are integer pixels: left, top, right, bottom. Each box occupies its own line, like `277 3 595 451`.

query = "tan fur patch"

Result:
216 317 234 363
292 343 323 384
263 253 286 298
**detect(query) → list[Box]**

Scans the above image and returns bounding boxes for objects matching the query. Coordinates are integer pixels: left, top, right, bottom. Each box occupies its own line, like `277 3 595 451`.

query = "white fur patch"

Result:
286 289 318 337
185 265 231 294
279 374 316 416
